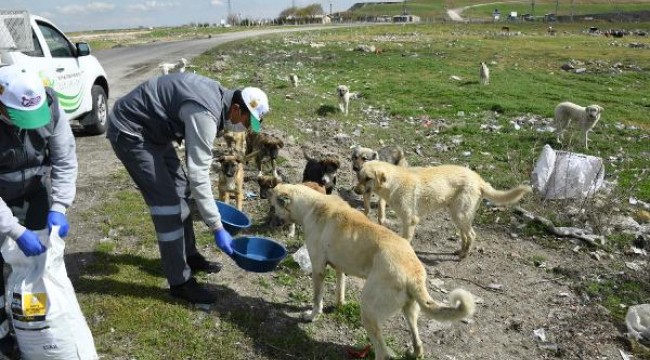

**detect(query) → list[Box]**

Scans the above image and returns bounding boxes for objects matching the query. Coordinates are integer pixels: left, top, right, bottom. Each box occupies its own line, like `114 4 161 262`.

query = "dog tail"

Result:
414 287 476 322
481 182 532 206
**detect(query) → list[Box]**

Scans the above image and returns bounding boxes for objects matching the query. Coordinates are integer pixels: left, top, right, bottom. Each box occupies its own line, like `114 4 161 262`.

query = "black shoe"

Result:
187 253 223 274
169 278 216 304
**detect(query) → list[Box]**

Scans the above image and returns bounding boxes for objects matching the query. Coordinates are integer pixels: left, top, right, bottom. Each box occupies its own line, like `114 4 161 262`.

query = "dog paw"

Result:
301 310 320 322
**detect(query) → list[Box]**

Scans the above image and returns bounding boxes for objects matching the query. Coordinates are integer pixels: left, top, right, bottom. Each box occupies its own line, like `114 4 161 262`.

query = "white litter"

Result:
531 144 605 199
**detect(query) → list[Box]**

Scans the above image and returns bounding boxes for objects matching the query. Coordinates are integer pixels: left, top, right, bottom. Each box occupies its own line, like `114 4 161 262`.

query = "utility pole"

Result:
555 0 559 15
227 0 232 24
531 0 535 18
571 0 575 21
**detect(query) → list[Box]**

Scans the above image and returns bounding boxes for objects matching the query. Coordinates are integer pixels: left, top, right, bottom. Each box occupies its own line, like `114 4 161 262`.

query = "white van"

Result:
0 10 109 135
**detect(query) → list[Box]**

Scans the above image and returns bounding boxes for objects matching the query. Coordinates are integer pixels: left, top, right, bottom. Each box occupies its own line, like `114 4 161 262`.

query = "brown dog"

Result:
270 184 475 360
257 174 325 237
245 132 284 176
223 131 246 156
351 145 408 224
354 160 532 258
214 153 244 210
302 151 340 195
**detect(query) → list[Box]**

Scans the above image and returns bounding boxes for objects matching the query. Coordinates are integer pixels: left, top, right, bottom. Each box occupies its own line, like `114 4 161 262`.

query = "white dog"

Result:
270 184 476 360
554 101 604 149
479 62 490 85
289 73 299 87
159 58 188 75
337 85 351 115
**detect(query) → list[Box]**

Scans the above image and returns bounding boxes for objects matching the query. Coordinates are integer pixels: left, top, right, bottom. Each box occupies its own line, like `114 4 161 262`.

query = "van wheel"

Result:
83 85 108 135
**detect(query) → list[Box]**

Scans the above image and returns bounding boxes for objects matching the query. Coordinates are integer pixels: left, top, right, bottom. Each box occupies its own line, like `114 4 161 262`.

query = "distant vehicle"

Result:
0 10 109 135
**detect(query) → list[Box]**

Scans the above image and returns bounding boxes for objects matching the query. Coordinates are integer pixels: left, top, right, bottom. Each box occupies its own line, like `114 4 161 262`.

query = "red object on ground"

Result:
346 344 372 359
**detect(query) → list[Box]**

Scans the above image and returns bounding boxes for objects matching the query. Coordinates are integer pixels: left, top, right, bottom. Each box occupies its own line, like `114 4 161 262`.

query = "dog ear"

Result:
276 194 291 208
371 151 379 161
375 169 386 186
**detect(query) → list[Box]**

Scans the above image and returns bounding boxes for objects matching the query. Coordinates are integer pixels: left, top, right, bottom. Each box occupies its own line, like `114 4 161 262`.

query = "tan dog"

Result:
354 160 532 258
554 101 604 149
479 62 490 85
245 132 284 176
257 175 325 237
337 85 351 115
351 145 408 224
270 184 476 360
223 130 246 156
215 153 244 210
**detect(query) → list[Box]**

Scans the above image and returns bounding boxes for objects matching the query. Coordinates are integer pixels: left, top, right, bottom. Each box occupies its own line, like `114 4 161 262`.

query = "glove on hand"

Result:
47 211 69 237
214 227 234 256
16 229 47 256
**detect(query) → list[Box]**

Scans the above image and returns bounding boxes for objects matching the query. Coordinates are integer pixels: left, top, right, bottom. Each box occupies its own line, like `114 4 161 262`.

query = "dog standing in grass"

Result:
289 74 299 87
554 101 604 150
337 85 351 115
354 161 532 259
479 62 490 85
269 184 476 360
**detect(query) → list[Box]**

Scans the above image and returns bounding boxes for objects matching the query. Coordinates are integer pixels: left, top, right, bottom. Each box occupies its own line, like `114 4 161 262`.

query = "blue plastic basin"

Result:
231 236 287 273
215 200 251 235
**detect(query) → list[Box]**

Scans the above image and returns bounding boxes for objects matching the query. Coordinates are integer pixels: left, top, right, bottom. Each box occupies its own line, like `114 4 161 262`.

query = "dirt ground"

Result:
65 115 643 360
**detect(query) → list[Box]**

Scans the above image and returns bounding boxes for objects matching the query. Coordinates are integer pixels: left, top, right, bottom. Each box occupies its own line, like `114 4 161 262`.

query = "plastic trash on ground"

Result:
292 245 312 274
531 144 605 199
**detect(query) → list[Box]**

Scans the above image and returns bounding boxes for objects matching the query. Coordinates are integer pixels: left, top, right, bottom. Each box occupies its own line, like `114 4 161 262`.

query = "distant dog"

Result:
302 151 340 195
289 73 299 87
354 161 532 258
223 131 246 156
479 62 490 85
554 101 604 149
258 175 325 237
269 184 476 360
245 132 284 176
351 145 408 224
214 153 244 210
337 85 351 116
160 58 188 75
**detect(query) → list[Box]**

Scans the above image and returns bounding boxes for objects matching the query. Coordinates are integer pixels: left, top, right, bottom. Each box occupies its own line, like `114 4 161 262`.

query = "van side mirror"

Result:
76 42 91 56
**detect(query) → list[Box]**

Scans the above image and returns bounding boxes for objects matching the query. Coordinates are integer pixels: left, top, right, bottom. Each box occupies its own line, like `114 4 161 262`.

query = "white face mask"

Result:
225 119 246 132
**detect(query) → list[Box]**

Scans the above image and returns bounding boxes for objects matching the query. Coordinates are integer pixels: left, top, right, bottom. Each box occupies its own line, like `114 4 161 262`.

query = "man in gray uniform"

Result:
0 65 78 357
106 72 269 304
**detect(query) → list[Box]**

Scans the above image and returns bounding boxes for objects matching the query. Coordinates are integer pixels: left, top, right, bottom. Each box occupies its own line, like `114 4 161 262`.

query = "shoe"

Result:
187 253 223 274
169 278 216 304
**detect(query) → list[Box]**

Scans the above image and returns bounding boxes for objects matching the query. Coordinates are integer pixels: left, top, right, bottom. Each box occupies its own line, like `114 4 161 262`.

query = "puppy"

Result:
258 175 325 237
354 161 532 258
159 58 188 75
270 184 476 360
215 153 244 210
351 145 408 224
223 130 246 156
337 85 351 116
479 62 490 85
289 73 299 87
554 101 604 149
302 151 340 195
245 132 284 176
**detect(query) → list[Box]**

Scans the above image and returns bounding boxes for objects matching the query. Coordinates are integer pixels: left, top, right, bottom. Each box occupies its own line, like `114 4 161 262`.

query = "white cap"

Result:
241 87 269 132
0 65 50 129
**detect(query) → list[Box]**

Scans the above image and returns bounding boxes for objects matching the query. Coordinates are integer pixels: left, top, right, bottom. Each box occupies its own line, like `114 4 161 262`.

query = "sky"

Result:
1 0 369 32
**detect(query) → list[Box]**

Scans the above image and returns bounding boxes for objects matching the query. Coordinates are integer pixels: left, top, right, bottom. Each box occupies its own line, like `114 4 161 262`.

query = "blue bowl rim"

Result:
231 236 287 263
215 200 252 228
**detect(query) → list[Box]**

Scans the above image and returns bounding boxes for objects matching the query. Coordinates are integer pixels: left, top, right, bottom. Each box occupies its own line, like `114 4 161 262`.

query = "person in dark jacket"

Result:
0 65 78 357
106 72 269 304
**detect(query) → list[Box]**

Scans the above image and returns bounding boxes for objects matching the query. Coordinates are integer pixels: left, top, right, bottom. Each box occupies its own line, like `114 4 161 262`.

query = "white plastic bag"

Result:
291 245 312 274
1 227 98 360
531 144 605 199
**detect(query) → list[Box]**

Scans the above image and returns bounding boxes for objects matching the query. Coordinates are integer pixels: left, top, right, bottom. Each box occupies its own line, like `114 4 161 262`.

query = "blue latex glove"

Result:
214 227 234 256
47 211 69 238
16 229 47 256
